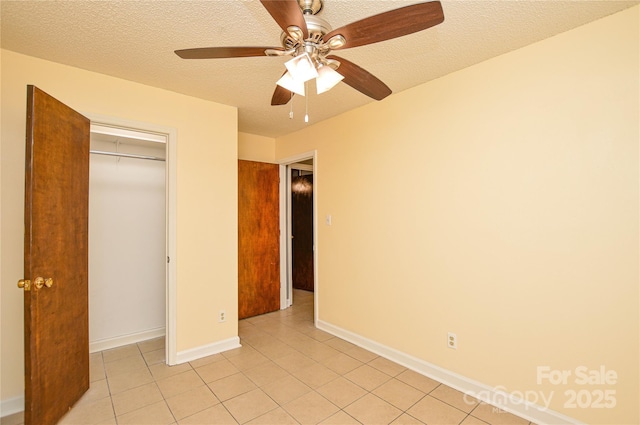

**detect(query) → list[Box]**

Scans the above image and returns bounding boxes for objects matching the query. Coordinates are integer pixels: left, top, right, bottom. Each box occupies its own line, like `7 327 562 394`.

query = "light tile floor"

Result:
2 290 533 425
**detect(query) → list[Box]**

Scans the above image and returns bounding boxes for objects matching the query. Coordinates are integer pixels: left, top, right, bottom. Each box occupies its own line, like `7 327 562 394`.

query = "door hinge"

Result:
167 256 170 263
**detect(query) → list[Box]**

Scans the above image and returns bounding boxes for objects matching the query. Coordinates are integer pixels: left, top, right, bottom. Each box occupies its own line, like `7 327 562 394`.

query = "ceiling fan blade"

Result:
175 47 283 59
324 1 444 50
260 0 309 39
328 55 391 101
271 85 293 106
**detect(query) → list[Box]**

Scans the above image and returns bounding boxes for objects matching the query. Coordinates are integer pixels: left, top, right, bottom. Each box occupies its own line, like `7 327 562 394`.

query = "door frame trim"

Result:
278 150 318 325
86 113 177 365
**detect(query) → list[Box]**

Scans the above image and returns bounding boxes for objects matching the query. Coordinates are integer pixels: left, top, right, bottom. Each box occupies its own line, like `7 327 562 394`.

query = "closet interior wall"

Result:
88 129 166 352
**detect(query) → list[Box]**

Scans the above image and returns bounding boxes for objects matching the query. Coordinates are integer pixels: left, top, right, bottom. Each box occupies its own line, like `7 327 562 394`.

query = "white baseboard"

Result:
317 320 583 425
89 327 165 353
3 328 167 417
175 337 241 364
3 333 239 417
1 395 24 418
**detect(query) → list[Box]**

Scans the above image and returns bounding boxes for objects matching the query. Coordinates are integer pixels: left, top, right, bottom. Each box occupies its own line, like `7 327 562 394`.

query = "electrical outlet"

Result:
447 332 457 349
218 310 226 323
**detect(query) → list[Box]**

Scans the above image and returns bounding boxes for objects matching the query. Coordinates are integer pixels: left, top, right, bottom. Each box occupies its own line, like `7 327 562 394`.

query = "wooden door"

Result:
238 160 280 319
292 174 314 291
22 86 90 425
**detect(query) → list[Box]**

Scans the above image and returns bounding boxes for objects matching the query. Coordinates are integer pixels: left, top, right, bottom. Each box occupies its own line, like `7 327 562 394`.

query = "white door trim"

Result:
86 113 177 365
278 151 318 325
278 165 289 309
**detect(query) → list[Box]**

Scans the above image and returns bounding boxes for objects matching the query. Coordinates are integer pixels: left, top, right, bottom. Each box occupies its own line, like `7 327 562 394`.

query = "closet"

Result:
88 125 166 352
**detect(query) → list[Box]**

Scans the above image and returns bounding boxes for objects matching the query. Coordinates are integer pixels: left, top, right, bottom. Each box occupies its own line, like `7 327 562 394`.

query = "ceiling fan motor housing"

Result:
281 11 333 68
298 0 323 15
281 14 332 48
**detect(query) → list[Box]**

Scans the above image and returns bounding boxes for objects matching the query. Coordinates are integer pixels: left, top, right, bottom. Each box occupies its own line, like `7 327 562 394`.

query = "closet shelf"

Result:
90 150 165 162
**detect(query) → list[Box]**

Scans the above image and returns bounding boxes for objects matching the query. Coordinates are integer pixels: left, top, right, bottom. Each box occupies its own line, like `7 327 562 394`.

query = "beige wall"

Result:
0 50 238 402
277 7 639 424
238 132 276 163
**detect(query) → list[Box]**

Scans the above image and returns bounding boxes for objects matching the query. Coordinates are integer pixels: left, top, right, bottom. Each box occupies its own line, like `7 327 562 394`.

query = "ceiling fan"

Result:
175 0 444 106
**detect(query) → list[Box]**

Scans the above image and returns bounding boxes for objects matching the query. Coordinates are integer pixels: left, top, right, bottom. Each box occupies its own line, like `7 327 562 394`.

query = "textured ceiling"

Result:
2 0 637 137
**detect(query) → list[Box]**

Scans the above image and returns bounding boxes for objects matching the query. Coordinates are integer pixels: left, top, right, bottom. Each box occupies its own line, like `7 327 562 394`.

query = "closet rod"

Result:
90 150 166 162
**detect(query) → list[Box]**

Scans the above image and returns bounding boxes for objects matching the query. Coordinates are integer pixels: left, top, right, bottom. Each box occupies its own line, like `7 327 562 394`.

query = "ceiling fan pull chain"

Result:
289 93 294 119
304 82 309 123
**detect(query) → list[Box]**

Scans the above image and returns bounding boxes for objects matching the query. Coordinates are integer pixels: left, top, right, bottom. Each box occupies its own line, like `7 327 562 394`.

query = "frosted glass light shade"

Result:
285 53 318 83
316 65 344 94
276 72 305 97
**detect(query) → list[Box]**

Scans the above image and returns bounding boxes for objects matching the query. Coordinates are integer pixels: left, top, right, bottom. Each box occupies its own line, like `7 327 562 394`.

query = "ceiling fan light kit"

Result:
316 64 344 94
277 72 306 97
277 59 344 97
284 52 318 82
175 0 444 120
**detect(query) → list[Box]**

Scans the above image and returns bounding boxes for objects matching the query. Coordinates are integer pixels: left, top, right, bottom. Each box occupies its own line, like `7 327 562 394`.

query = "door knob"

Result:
33 277 54 289
17 277 53 291
18 279 31 291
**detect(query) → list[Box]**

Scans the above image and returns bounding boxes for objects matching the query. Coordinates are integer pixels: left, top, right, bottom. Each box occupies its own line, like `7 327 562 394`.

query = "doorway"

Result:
290 163 314 292
280 152 318 324
87 118 177 365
